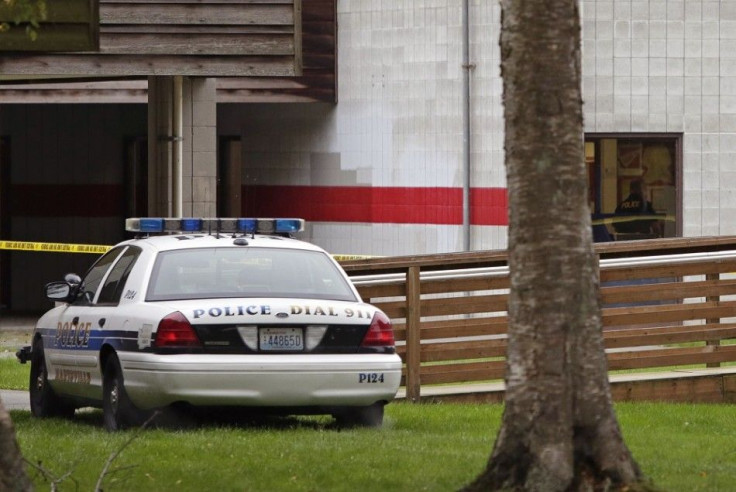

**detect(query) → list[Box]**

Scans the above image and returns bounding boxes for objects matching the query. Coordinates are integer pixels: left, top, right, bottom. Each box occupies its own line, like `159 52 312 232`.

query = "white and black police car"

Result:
17 218 402 431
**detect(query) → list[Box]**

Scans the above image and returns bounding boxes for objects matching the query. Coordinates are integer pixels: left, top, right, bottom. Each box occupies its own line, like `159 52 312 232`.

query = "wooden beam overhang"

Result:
0 0 336 104
0 0 303 77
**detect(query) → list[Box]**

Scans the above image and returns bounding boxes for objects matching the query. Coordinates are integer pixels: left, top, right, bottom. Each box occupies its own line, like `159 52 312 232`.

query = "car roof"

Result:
119 233 327 253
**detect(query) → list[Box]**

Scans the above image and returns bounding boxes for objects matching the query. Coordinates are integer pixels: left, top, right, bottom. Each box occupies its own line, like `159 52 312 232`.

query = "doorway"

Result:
218 136 242 217
0 137 10 309
125 137 148 218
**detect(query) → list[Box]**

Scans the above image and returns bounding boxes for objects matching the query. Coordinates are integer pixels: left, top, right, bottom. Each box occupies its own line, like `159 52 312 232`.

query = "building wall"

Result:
6 1 736 310
219 0 506 257
0 104 147 311
219 0 736 256
581 1 736 236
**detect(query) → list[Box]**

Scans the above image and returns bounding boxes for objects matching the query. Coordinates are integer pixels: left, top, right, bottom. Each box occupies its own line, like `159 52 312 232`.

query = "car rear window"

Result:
146 247 358 302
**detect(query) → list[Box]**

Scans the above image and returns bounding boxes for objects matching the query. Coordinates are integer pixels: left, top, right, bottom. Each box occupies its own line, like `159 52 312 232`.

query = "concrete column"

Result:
148 76 217 217
187 77 217 216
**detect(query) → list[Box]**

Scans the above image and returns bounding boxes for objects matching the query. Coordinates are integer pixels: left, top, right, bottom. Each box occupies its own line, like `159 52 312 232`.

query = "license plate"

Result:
259 327 304 351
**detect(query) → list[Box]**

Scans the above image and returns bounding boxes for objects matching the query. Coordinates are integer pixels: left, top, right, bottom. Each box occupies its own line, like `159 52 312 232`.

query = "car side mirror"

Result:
45 275 81 303
45 281 72 301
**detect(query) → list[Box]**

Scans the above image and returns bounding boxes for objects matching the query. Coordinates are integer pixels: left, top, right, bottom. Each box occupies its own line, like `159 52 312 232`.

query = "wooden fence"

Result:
340 236 736 403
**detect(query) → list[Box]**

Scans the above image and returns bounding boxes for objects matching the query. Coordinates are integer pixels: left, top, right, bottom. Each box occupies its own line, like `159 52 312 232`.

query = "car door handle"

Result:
99 318 106 328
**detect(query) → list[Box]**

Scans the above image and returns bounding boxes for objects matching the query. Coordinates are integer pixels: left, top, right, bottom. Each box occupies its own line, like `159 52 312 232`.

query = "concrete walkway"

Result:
1 314 35 411
1 390 29 411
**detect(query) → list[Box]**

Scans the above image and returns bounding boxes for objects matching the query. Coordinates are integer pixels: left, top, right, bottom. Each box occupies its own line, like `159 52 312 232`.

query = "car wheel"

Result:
29 340 75 418
336 402 385 428
102 354 144 431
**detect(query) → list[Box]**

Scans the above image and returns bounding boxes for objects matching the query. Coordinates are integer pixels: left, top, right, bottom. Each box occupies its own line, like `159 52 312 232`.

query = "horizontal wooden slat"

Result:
101 4 294 25
392 316 510 342
418 339 507 362
600 258 736 282
369 301 405 320
421 294 508 318
100 33 294 55
610 374 729 403
607 345 736 370
420 275 510 295
0 55 297 76
102 25 295 34
603 323 736 348
601 278 736 305
377 293 508 319
355 281 406 300
602 300 736 326
422 317 508 339
419 361 506 385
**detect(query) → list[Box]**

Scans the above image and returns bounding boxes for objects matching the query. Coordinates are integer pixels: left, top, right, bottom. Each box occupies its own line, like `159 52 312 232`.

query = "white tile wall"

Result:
222 0 505 256
583 0 736 237
221 0 736 255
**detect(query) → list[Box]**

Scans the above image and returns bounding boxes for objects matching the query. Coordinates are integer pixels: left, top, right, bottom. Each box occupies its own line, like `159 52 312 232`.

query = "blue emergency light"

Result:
125 218 305 235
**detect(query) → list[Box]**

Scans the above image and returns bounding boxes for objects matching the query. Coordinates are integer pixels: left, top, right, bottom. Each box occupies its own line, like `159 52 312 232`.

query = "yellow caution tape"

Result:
0 240 111 254
0 240 374 260
591 214 675 226
332 254 376 261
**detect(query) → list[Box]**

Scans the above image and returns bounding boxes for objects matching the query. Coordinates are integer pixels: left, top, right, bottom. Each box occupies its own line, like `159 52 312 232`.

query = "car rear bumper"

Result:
118 352 403 409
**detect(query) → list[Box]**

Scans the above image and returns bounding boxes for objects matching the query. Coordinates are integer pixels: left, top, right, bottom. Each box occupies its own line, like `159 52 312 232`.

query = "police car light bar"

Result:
125 218 305 235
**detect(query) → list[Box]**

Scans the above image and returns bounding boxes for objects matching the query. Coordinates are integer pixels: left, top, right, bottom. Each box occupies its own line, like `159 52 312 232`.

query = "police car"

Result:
17 218 402 431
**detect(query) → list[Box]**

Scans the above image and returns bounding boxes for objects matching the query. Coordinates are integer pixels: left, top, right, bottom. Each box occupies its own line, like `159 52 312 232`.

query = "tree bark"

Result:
463 0 643 490
0 397 32 491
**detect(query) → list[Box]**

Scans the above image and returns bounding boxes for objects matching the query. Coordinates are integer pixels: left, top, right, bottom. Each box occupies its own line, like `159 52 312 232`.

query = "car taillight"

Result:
154 312 202 348
361 311 395 347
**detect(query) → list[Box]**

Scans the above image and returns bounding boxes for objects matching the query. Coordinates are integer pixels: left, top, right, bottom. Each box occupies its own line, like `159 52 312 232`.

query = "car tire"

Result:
102 354 144 431
29 339 75 419
336 402 385 428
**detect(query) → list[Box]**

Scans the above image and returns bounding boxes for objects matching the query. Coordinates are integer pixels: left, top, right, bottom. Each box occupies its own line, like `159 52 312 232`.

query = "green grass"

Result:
0 356 30 390
8 402 736 491
12 404 498 492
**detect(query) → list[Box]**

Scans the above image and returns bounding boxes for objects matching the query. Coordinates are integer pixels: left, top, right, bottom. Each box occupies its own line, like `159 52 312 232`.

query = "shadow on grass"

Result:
11 406 351 433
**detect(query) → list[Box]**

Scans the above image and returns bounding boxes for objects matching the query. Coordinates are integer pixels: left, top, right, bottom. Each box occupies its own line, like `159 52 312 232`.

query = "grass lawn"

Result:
7 401 736 492
3 333 735 491
0 356 30 390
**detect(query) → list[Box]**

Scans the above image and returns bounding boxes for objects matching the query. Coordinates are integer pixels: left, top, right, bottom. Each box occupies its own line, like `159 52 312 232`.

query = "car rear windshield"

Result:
146 247 358 302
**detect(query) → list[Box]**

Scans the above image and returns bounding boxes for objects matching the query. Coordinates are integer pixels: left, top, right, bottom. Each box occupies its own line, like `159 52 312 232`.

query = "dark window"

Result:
74 247 126 305
97 246 141 305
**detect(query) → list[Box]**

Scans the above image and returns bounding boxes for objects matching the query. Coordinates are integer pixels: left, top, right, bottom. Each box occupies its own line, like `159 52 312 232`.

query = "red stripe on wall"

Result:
9 183 509 225
243 185 508 226
11 184 124 217
471 187 509 226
